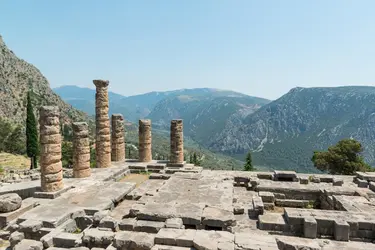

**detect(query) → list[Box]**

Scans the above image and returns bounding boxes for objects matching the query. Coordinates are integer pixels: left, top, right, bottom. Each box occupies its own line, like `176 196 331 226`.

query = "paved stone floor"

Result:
1 162 375 249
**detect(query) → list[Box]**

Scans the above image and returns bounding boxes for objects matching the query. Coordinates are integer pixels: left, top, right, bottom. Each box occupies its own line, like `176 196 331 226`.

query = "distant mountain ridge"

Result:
209 86 375 172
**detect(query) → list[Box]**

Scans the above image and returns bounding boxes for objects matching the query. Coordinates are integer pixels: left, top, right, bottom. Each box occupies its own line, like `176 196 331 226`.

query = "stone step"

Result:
129 165 147 170
147 164 166 170
258 213 288 232
149 173 171 180
275 199 311 208
0 197 39 229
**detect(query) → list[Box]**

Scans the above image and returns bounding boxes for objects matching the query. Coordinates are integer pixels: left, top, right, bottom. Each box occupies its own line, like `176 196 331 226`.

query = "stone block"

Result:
304 217 317 239
273 170 297 181
257 173 274 180
299 176 309 184
357 178 369 188
9 231 24 248
82 228 115 248
14 239 43 250
202 206 235 230
0 193 22 212
259 191 275 203
258 213 287 231
276 236 320 250
114 231 155 250
155 228 196 247
53 232 82 248
93 210 110 226
99 216 118 231
233 206 244 215
275 199 310 208
263 203 275 211
19 219 43 233
333 178 344 186
334 220 350 241
119 218 137 231
252 196 264 215
165 218 184 229
134 220 165 233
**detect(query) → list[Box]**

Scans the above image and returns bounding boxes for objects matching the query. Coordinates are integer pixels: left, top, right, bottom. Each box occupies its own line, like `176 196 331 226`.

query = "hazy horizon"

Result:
2 1 375 100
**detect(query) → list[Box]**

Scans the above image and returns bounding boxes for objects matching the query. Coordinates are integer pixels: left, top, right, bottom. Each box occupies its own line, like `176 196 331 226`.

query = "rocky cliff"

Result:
0 35 86 125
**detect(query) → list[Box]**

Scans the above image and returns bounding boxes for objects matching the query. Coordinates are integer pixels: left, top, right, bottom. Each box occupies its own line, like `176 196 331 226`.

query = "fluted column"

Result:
93 79 111 168
39 106 63 192
111 114 125 161
72 122 91 178
138 119 152 162
170 119 184 164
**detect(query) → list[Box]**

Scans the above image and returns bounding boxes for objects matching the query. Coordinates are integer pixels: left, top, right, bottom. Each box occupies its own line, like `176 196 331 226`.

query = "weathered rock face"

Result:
139 119 152 162
39 106 64 192
72 122 91 178
93 80 111 168
170 119 184 164
0 193 22 212
111 114 125 162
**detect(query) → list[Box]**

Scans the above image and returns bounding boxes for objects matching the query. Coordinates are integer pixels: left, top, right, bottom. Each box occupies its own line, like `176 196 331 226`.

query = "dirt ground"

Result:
119 173 149 187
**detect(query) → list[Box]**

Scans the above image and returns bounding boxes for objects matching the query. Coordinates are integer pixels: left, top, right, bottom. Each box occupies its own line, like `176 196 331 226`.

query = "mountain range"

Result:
55 85 375 173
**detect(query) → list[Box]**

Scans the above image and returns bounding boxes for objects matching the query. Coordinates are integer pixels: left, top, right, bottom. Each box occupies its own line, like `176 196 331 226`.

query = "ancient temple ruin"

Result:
1 80 375 250
72 122 91 178
39 106 64 192
93 79 111 168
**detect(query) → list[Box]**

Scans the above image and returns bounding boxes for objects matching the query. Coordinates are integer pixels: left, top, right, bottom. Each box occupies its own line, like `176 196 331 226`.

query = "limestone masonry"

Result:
39 106 64 192
93 79 111 168
170 119 184 164
2 80 375 249
138 119 152 162
111 114 125 162
72 122 91 178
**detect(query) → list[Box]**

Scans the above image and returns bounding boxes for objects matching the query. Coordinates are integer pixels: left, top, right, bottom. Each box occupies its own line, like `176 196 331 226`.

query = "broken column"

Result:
72 122 91 178
93 79 111 168
170 119 184 164
111 114 125 162
39 106 63 192
138 119 152 162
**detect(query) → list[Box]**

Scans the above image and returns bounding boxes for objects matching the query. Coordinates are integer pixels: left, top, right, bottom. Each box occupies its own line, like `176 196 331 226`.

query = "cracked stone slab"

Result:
114 231 155 250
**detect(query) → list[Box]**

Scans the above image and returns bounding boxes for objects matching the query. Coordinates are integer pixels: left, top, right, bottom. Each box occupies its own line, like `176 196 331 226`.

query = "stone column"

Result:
39 106 63 192
170 119 184 164
72 122 91 178
93 79 111 168
111 114 125 161
138 119 152 162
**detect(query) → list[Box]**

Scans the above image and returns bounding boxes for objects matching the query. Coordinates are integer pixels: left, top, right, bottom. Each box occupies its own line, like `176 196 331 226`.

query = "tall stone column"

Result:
138 119 152 162
111 114 125 161
72 122 91 178
39 106 63 192
93 79 111 168
170 119 184 164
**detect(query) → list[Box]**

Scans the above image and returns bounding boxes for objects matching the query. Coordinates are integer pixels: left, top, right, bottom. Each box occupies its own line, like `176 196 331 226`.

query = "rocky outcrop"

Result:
0 35 86 125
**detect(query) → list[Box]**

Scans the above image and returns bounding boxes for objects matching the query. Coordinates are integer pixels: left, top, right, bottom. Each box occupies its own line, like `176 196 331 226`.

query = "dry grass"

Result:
0 152 30 171
119 173 149 187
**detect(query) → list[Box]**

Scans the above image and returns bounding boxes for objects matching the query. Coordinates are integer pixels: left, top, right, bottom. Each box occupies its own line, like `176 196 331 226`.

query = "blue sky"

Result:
1 1 375 100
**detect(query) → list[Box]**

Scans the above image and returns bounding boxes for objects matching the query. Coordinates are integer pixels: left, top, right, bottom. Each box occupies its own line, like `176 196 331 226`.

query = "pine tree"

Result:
193 152 197 165
243 151 254 171
26 91 39 169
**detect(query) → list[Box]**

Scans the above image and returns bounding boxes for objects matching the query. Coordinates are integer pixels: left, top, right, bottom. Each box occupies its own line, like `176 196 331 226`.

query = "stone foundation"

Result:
39 106 63 192
72 122 91 178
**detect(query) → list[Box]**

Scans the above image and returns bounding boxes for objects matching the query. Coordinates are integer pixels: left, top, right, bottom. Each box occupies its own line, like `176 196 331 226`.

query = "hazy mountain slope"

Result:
0 36 86 124
210 86 375 172
148 92 270 144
